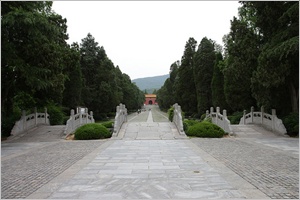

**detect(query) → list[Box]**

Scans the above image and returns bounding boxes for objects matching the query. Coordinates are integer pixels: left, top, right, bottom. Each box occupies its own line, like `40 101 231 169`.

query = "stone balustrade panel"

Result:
206 107 232 134
10 108 50 136
64 108 95 135
172 103 185 135
239 106 287 135
113 104 127 135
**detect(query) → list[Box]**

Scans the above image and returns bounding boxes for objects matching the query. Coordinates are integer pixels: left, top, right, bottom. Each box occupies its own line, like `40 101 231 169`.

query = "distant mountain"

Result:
132 74 169 92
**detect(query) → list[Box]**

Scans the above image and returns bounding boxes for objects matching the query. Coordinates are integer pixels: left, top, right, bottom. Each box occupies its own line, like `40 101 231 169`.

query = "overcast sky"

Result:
52 1 240 80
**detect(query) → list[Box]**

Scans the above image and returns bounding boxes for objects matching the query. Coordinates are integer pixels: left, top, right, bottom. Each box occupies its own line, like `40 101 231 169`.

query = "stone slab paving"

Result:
39 140 261 199
191 137 299 199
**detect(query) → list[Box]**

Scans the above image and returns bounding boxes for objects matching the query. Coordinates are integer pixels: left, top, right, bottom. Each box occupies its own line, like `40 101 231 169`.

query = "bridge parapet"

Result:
113 103 127 135
239 106 287 135
173 103 185 135
206 107 232 134
64 107 94 135
11 107 50 136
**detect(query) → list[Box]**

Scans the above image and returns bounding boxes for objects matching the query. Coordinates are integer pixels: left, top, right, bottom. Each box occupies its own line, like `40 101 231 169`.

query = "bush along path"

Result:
74 123 111 140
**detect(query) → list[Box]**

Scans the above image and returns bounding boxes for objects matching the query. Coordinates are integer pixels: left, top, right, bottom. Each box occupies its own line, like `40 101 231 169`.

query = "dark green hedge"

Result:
74 123 111 140
183 119 199 132
283 112 299 137
101 121 114 129
47 104 65 125
186 121 225 138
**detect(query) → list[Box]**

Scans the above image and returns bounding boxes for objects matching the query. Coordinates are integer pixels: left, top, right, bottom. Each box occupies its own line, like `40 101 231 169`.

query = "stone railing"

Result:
113 103 127 136
206 107 232 134
64 107 95 135
173 103 185 135
239 106 287 135
10 107 50 136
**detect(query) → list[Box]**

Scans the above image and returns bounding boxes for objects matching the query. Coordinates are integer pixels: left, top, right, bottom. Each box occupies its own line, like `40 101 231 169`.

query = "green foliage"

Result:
203 116 212 123
168 107 174 122
186 121 225 138
156 62 179 110
283 113 299 136
228 112 244 124
13 92 37 111
101 121 114 129
183 119 199 132
1 109 21 137
200 113 207 121
175 38 198 114
223 16 258 112
74 123 111 140
62 42 82 108
211 53 228 110
193 37 215 115
47 104 65 125
243 2 299 113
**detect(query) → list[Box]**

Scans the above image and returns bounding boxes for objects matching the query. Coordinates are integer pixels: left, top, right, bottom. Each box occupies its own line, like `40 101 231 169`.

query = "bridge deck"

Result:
113 105 187 140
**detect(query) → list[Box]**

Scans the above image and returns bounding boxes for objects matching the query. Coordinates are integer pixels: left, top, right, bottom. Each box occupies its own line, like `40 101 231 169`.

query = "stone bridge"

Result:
112 105 187 140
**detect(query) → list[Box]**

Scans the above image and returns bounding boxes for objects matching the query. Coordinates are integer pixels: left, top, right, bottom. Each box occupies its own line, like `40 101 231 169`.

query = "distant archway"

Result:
149 100 153 105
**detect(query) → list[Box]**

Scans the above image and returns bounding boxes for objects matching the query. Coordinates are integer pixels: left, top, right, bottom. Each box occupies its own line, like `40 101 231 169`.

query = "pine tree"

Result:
223 17 258 111
211 52 228 111
193 37 215 115
62 42 82 108
175 38 197 115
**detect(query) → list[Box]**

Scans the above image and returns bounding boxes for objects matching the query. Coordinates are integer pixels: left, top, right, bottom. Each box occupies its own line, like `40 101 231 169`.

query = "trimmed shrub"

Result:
203 116 212 123
74 123 111 140
168 107 174 122
283 113 299 137
200 113 207 121
183 119 199 132
47 104 65 125
101 121 114 129
186 121 225 138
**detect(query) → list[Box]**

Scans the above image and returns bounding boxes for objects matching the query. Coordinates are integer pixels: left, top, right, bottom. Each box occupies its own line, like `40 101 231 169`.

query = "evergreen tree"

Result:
157 61 179 110
80 33 119 116
211 52 228 110
223 16 258 111
193 37 215 115
175 38 197 115
245 1 299 114
62 42 82 109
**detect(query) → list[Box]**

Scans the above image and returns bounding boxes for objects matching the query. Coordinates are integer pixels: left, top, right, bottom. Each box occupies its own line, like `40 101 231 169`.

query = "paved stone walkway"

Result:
1 105 298 199
41 140 251 199
191 138 299 199
2 140 105 199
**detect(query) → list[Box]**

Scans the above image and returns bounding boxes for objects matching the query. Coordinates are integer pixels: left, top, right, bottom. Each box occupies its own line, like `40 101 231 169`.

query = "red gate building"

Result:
144 94 157 105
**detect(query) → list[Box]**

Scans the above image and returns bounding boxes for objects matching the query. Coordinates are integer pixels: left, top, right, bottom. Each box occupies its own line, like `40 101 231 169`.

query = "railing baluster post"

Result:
261 106 264 125
251 106 254 123
271 109 276 132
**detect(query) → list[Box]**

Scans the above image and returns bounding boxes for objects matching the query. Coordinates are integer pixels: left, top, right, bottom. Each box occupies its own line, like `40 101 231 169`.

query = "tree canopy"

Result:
1 2 144 136
157 1 298 118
